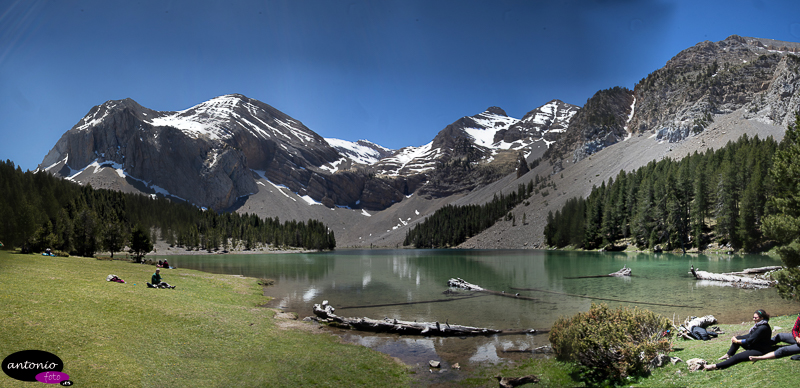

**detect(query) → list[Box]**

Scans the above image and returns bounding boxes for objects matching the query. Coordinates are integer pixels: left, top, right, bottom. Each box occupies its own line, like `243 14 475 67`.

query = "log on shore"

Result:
496 374 540 388
689 266 775 289
312 301 502 336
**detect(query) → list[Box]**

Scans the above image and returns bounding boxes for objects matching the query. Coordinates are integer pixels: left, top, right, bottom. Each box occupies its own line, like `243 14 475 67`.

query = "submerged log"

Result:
312 301 502 336
689 265 775 289
564 266 632 279
448 278 543 302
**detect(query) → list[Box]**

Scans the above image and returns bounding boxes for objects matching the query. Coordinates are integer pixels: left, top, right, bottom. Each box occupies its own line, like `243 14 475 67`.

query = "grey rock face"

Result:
545 87 634 164
39 99 259 210
631 35 800 143
544 35 800 167
39 94 430 211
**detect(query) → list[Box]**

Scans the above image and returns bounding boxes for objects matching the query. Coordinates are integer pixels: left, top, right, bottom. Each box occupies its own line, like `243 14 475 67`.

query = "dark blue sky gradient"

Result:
2 0 800 170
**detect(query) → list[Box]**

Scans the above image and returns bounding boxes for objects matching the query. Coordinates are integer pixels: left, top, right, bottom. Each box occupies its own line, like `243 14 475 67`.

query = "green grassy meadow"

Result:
0 251 409 387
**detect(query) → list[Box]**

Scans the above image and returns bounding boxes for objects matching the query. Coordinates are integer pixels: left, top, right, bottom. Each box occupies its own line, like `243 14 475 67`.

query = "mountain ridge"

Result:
36 34 800 249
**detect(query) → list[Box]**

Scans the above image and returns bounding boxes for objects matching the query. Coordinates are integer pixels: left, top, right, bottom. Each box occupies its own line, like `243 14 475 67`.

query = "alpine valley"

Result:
39 35 800 249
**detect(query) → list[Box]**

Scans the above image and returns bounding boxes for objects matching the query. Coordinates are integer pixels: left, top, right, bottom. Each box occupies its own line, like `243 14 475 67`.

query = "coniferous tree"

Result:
583 183 605 249
715 151 739 247
691 163 708 249
73 208 99 257
737 161 764 252
129 225 153 263
763 113 800 301
101 219 128 258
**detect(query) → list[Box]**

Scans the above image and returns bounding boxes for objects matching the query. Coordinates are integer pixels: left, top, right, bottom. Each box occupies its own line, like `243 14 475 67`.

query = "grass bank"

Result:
452 313 800 387
0 251 409 387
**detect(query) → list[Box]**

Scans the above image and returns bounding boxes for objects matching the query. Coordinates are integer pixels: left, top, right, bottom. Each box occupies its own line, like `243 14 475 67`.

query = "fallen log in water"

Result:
609 266 632 277
724 266 783 275
509 286 702 308
336 294 487 310
565 266 632 279
448 278 543 302
448 278 484 290
689 265 775 289
311 301 504 336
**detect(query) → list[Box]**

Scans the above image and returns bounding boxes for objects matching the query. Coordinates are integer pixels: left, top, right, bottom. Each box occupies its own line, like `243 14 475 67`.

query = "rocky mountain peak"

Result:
545 87 634 166
628 36 800 145
495 100 580 153
485 106 508 116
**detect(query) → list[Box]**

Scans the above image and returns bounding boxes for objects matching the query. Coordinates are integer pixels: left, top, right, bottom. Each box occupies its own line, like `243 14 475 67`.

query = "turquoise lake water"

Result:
157 249 797 378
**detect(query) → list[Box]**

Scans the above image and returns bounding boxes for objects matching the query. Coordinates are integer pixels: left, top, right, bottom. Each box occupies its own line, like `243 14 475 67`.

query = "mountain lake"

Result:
155 249 795 383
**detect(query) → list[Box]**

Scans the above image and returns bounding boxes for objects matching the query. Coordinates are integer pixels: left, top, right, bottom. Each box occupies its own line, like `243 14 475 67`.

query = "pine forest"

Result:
0 161 336 257
544 133 777 252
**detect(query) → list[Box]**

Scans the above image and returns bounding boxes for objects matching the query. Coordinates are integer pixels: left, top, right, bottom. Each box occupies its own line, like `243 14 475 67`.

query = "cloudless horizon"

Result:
2 0 800 171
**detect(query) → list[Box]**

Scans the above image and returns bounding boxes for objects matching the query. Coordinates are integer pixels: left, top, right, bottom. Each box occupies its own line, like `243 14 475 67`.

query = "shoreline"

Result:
96 239 321 258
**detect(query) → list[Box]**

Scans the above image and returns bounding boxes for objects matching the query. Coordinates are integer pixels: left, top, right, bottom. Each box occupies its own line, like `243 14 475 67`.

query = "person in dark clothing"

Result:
148 268 175 289
750 313 800 361
705 309 772 370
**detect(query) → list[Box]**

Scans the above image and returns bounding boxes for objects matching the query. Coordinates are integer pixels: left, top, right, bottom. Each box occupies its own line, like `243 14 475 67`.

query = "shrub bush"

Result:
549 303 673 384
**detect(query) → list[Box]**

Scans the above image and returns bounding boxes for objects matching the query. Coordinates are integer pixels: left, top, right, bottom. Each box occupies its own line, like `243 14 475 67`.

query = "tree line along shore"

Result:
0 160 336 260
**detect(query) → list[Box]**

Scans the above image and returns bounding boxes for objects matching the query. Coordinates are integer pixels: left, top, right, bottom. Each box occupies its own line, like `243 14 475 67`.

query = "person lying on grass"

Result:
704 309 772 371
750 313 800 361
149 268 175 289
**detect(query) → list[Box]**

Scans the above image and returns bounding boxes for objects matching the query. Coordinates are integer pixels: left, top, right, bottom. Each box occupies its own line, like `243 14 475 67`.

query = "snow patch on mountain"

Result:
146 94 308 142
75 102 119 131
377 142 442 176
325 138 393 166
465 110 520 149
623 97 637 140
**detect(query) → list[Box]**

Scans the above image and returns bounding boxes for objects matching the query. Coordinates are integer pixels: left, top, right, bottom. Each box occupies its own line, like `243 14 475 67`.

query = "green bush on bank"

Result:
549 303 673 385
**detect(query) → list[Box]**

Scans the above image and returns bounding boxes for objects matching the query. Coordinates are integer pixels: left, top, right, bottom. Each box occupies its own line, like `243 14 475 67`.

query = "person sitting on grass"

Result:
149 268 175 289
750 312 800 361
705 309 772 370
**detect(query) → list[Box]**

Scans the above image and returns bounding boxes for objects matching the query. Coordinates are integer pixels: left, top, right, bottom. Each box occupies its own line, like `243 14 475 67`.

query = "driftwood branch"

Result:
689 265 775 289
311 301 503 336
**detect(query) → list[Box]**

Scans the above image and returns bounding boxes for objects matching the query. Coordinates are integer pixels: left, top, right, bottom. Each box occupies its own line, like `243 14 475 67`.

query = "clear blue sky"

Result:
2 0 800 171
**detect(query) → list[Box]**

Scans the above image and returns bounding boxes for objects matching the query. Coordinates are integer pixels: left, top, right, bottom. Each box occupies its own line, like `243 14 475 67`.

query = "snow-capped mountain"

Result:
324 138 395 166
39 94 583 210
373 103 580 177
39 94 399 210
501 100 580 149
